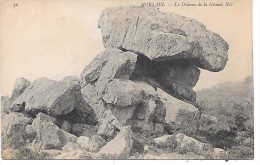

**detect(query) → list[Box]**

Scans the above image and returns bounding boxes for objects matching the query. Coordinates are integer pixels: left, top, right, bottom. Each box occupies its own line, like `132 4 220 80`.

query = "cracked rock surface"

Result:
11 76 82 116
98 6 229 72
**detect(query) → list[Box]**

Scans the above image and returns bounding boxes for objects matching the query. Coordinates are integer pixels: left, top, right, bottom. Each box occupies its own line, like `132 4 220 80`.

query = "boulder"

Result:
175 133 212 154
101 79 146 126
142 99 166 123
76 135 107 153
95 102 122 138
80 48 121 87
103 78 157 102
34 122 77 150
79 49 139 138
1 113 32 149
80 48 137 94
95 52 137 96
81 84 99 109
87 135 106 152
11 76 82 116
157 88 200 134
127 98 166 133
101 79 166 133
97 126 133 159
97 119 120 138
158 89 224 135
102 79 144 107
62 142 83 152
98 6 229 72
77 136 90 149
109 105 137 125
11 77 31 101
212 148 226 159
81 86 112 136
32 112 56 131
154 135 177 149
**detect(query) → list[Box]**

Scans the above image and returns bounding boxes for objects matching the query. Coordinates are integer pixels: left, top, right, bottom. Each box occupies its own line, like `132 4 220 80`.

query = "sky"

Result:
0 0 252 96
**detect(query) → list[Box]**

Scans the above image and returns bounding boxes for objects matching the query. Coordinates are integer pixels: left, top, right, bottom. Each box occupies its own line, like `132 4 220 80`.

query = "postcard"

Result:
0 0 254 161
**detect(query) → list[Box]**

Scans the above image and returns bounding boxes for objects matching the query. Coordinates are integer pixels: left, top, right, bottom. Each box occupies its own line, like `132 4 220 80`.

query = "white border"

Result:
1 0 259 164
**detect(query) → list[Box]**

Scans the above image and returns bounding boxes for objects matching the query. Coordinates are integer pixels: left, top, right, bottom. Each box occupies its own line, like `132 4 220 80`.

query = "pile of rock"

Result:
1 6 229 159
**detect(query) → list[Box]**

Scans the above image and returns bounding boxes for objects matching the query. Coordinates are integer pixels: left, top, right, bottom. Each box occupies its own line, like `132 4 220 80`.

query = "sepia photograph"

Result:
0 0 256 161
